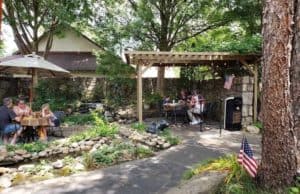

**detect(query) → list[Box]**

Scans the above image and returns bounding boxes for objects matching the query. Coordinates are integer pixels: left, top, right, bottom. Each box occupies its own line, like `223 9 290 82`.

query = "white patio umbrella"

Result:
0 53 70 104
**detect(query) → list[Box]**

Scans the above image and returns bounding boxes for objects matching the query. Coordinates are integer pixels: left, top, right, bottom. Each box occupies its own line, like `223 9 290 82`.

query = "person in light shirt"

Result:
187 90 205 125
13 98 32 118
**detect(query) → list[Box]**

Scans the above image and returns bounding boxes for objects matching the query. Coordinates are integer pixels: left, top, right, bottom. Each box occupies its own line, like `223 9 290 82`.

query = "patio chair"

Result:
193 102 211 132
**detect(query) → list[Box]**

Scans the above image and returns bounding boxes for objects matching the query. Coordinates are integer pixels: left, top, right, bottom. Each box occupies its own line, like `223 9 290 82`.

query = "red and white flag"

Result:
237 136 258 177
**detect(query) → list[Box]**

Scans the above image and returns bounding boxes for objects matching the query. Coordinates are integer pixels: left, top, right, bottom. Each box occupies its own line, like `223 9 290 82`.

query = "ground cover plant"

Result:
183 155 300 194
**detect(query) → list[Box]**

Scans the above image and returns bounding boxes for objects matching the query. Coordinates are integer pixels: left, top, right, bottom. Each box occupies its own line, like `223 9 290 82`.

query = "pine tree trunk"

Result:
259 0 297 190
291 0 300 171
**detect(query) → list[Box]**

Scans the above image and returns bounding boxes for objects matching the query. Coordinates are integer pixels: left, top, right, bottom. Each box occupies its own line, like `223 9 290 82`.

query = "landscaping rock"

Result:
31 153 38 160
22 154 31 159
15 150 27 155
0 146 7 160
246 125 260 134
38 151 47 158
0 167 12 175
62 148 69 154
85 141 94 146
13 155 24 162
165 171 227 194
18 164 35 172
52 160 64 169
0 175 12 188
162 143 171 149
73 163 85 171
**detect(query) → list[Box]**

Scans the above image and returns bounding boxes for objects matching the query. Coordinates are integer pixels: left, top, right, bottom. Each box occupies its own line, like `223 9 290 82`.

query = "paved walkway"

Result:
2 124 261 194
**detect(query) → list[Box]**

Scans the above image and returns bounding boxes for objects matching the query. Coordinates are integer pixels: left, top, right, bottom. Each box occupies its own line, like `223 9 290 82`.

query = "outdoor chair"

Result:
193 102 212 132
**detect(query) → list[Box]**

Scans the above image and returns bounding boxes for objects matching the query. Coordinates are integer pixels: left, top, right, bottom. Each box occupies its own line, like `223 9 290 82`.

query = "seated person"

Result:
0 98 22 144
13 98 32 118
38 103 59 141
163 96 171 105
187 90 205 125
178 89 188 103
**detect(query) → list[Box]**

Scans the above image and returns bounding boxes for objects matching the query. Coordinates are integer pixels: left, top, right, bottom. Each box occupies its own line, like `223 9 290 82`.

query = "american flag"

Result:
237 136 258 177
224 74 235 90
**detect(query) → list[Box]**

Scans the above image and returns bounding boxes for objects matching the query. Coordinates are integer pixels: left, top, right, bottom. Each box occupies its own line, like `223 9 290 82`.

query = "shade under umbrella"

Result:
0 53 70 105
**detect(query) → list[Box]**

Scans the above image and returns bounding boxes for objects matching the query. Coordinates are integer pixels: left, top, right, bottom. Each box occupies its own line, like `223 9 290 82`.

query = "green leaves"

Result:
95 50 135 78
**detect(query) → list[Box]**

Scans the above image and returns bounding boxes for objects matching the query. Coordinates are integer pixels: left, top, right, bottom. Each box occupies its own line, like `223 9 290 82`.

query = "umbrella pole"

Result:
30 69 38 108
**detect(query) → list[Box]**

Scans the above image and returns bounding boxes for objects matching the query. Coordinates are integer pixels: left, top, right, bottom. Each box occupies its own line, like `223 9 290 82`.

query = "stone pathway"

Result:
2 124 261 194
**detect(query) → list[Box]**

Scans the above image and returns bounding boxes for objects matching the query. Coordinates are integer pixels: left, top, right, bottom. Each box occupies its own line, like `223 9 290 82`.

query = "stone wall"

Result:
1 76 255 125
197 76 254 126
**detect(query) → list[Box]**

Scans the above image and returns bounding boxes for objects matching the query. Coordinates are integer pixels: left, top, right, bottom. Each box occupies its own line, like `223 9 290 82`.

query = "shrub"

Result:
63 113 97 125
68 112 118 143
183 155 271 194
135 146 154 158
131 122 146 132
33 78 82 111
160 129 180 145
6 141 48 153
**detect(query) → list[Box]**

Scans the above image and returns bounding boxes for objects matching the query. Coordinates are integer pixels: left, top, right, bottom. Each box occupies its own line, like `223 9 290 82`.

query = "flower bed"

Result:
0 118 180 189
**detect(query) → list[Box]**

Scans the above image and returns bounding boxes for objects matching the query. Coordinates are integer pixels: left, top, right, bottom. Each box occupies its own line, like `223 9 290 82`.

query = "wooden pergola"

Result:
124 51 261 123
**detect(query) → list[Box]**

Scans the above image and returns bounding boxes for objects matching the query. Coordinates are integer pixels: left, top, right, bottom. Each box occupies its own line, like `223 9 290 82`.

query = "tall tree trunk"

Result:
259 0 297 190
292 0 300 171
157 43 170 96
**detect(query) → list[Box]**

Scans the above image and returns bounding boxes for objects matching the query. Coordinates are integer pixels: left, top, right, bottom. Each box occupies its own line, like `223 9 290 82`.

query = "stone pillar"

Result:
241 76 254 126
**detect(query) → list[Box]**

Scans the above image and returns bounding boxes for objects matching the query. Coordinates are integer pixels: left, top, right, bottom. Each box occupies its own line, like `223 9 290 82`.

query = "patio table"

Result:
21 115 49 140
163 102 187 124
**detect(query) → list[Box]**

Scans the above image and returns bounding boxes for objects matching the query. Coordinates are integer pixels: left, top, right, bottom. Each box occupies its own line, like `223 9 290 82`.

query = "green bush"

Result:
135 146 154 158
6 141 48 153
183 155 272 194
33 78 82 111
63 113 97 125
253 121 263 130
160 129 180 145
131 122 146 132
68 112 118 143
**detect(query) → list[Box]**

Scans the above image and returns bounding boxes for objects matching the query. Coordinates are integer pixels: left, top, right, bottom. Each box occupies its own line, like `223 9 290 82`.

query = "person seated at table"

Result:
13 98 32 118
163 96 171 105
178 89 188 103
0 98 22 144
187 90 205 125
41 103 59 127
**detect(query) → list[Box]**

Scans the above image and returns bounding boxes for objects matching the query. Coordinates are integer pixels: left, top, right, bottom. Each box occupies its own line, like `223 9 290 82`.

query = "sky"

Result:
2 24 18 56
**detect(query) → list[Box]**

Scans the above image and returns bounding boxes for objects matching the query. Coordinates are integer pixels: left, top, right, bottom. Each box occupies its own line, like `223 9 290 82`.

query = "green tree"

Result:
95 0 262 95
3 0 94 57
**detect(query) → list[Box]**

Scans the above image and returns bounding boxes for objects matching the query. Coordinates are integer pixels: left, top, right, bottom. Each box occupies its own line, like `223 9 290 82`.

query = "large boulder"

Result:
164 171 227 194
246 125 260 134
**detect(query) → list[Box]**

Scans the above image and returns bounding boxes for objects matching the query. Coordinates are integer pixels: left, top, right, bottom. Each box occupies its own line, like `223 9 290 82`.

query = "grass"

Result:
83 142 154 168
183 155 271 194
62 113 96 125
6 141 49 153
160 128 180 145
131 122 146 132
253 121 263 130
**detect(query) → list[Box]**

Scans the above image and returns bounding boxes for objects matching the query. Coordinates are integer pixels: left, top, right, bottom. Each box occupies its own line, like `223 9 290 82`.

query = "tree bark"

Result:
291 0 300 171
259 0 297 190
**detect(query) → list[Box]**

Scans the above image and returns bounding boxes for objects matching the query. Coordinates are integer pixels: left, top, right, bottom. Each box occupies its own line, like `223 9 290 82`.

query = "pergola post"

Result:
253 64 258 122
137 64 143 123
